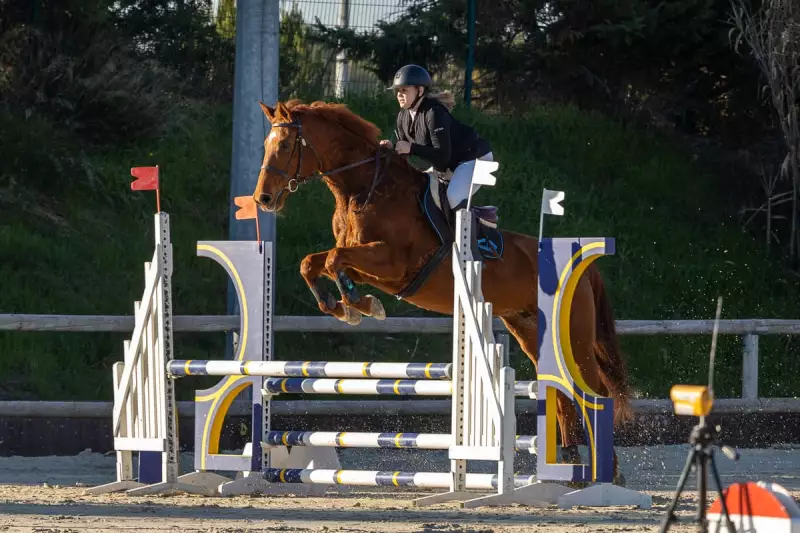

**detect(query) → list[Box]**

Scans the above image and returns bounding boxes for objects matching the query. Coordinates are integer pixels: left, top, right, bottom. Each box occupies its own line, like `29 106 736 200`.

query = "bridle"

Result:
261 116 392 213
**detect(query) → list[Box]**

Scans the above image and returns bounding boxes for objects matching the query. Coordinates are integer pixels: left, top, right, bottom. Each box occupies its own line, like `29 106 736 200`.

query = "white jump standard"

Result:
85 214 219 497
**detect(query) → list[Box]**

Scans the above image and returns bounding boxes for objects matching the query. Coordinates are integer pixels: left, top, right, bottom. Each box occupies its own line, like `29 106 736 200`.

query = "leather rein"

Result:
262 116 392 212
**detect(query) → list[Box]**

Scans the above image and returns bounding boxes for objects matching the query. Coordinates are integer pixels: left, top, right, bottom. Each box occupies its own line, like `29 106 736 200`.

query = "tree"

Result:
216 0 236 40
280 6 336 100
309 1 454 87
310 0 770 140
730 0 800 267
0 0 179 141
110 0 235 101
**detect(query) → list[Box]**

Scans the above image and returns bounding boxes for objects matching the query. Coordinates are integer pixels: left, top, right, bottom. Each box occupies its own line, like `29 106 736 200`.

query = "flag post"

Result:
234 195 260 244
539 188 565 243
130 166 161 213
467 159 500 211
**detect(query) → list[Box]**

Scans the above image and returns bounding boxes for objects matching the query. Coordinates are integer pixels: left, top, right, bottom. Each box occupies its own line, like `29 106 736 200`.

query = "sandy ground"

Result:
1 444 799 532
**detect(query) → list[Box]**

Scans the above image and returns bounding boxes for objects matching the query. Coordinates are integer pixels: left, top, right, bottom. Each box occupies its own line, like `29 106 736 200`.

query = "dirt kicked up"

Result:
1 444 799 533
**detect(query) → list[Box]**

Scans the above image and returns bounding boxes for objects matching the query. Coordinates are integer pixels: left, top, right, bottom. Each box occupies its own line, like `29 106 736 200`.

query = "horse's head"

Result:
253 101 324 212
254 99 416 213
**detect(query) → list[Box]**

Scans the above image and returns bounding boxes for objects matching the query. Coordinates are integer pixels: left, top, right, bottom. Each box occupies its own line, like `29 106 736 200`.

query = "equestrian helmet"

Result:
390 64 432 89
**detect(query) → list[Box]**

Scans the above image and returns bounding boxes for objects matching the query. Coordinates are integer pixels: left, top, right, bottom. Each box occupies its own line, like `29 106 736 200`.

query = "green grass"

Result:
1 95 799 403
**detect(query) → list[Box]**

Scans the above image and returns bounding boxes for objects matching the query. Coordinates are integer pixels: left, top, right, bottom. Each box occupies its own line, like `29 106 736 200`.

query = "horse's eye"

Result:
279 140 289 151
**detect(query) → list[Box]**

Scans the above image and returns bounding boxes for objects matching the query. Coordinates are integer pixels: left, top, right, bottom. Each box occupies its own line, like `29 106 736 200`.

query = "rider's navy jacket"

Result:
395 96 491 173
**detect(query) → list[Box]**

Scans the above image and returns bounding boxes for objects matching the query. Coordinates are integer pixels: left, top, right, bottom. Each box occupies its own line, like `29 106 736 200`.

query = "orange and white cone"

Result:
708 481 800 532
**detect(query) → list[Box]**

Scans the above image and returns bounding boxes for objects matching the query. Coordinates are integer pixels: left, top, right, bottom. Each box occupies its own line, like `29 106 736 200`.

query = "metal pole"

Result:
335 0 350 99
226 0 280 359
228 0 279 244
463 0 476 108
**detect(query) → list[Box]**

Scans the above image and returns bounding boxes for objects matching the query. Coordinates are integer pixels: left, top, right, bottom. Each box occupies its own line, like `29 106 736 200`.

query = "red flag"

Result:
130 166 159 190
234 195 257 220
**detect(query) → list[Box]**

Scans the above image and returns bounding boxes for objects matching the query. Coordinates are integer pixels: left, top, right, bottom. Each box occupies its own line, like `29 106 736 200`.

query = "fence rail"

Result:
4 314 800 334
3 314 800 400
3 397 800 418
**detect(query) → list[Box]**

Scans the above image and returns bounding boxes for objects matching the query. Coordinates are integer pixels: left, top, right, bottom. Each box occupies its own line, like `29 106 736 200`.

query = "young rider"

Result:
380 64 494 212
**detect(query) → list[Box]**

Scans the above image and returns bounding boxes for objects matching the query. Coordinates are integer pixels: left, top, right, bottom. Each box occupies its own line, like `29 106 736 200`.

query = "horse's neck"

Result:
322 147 418 206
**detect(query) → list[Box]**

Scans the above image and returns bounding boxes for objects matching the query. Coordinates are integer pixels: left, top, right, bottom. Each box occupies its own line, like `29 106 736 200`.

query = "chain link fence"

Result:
279 0 471 101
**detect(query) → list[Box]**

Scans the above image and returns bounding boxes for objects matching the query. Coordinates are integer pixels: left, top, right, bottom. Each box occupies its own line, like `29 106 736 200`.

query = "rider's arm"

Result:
409 106 451 167
395 113 407 142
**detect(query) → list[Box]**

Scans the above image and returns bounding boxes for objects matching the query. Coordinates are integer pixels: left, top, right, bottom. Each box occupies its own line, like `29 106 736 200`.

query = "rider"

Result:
380 64 494 213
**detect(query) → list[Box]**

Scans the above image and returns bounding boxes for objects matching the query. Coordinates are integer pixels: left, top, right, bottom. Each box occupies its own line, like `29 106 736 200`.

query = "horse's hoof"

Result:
566 480 591 490
365 295 386 320
613 470 627 487
560 445 582 464
325 293 338 311
344 306 362 326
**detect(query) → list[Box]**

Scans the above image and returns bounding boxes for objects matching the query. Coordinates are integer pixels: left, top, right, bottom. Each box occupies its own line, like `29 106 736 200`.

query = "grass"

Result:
1 94 799 403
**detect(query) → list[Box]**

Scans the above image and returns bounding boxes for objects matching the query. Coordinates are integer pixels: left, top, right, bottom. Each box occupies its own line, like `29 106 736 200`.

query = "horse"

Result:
252 99 632 486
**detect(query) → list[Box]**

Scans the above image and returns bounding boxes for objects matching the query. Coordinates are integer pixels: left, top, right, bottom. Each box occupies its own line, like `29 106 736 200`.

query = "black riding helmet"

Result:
388 64 432 90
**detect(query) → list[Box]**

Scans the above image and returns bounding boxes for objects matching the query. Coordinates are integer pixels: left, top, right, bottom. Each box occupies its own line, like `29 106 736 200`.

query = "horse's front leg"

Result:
324 242 404 324
299 250 359 323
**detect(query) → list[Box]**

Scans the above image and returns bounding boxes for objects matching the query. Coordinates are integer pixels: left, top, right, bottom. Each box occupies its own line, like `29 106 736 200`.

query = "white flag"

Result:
541 188 565 216
471 159 499 187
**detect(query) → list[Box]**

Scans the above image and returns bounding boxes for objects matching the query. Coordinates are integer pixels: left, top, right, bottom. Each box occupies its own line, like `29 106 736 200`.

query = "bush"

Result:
0 25 179 143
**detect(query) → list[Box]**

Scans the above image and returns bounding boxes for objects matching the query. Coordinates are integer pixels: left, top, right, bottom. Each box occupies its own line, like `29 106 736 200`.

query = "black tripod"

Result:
659 418 739 533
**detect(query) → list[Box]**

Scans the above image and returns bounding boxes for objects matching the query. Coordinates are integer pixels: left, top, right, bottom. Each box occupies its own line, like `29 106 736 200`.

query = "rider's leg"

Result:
446 152 494 210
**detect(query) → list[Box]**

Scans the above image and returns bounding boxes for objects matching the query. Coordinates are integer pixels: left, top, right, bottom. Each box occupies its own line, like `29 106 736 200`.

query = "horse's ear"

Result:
259 101 275 122
276 101 291 121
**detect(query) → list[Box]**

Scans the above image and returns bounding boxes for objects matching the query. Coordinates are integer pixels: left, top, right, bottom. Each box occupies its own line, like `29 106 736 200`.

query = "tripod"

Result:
660 418 739 533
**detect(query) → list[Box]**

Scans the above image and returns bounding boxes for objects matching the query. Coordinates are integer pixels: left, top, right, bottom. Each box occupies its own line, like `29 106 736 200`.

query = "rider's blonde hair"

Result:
424 89 456 111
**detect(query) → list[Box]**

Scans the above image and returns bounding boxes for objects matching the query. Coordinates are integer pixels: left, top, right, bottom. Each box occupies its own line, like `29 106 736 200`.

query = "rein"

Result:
263 116 392 212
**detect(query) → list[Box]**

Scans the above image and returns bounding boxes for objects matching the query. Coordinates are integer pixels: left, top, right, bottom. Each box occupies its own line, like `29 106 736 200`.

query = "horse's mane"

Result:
283 99 425 184
284 99 381 148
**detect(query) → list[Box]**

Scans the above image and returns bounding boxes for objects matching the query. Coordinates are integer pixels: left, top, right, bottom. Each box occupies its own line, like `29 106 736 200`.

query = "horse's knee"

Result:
300 255 316 279
324 248 343 273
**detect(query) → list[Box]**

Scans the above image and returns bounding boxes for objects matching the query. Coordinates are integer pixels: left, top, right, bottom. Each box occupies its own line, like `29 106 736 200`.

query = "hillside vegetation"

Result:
2 95 799 402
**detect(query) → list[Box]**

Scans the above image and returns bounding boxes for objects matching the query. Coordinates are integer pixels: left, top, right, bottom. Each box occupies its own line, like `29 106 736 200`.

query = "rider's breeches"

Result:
445 151 494 209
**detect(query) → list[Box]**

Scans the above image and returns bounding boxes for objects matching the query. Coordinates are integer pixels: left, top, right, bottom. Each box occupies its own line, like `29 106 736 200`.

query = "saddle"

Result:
421 173 504 260
395 173 505 300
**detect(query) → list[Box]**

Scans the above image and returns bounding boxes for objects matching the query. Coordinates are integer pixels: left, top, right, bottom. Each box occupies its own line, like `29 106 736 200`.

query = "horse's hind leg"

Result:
499 313 583 459
569 273 626 486
500 296 624 486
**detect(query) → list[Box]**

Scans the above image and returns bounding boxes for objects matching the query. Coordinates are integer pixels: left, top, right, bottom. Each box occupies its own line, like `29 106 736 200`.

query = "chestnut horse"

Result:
252 99 632 485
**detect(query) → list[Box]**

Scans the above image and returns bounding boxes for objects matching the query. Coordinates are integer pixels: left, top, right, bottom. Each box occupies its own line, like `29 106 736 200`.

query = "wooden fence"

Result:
3 313 800 401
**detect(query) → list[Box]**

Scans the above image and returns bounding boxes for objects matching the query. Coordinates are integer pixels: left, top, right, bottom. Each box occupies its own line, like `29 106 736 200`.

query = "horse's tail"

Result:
586 265 633 426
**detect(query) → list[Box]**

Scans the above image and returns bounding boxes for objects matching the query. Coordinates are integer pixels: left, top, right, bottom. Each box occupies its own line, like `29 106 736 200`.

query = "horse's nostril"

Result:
259 193 272 205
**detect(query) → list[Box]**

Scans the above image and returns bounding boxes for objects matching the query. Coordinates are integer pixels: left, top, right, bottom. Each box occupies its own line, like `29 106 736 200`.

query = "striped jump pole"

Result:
263 377 452 396
263 468 538 490
264 431 537 451
260 378 537 397
167 360 452 380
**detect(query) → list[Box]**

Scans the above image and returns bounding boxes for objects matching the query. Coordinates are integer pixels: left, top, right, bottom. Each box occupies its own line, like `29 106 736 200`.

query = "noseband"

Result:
262 116 391 212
